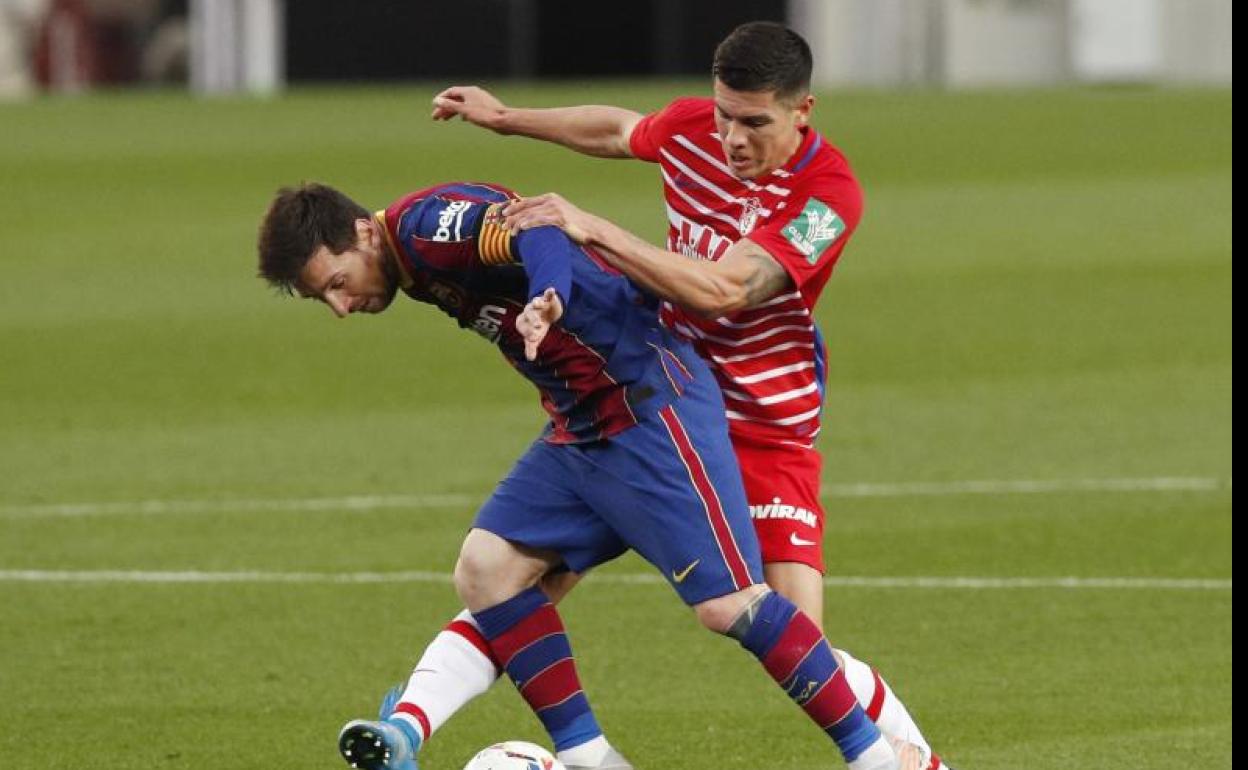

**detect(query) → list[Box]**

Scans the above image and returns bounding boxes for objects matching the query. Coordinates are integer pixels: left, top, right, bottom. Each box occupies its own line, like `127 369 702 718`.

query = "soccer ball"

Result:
462 741 566 770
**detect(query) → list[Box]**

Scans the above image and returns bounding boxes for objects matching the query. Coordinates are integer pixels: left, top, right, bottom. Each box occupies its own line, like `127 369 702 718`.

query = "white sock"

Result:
393 610 501 743
836 647 934 764
556 734 610 767
847 735 899 770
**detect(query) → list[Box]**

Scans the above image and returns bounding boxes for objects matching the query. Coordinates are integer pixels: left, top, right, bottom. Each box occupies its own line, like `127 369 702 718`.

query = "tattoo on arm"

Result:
741 250 793 307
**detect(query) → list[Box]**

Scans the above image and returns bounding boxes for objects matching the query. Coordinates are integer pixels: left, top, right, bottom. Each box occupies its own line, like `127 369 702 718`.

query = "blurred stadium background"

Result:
0 0 1233 94
0 2 1231 769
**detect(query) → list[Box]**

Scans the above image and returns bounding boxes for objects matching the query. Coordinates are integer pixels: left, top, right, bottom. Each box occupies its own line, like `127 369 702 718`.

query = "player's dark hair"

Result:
712 21 812 103
257 182 369 294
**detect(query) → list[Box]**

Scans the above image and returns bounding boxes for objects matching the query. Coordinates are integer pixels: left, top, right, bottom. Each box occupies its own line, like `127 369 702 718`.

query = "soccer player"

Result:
256 181 910 770
429 21 950 770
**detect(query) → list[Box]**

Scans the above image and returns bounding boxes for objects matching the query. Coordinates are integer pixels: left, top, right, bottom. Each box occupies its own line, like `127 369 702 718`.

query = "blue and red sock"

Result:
472 586 602 752
738 591 882 762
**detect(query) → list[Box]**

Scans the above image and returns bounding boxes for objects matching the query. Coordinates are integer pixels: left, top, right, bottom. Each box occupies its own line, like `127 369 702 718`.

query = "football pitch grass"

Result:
0 83 1230 768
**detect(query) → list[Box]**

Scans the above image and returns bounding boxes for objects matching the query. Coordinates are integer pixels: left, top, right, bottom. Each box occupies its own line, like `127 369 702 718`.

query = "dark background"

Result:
286 0 786 81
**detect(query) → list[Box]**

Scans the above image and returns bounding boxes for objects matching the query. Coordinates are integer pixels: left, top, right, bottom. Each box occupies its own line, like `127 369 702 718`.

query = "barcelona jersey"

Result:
375 181 703 445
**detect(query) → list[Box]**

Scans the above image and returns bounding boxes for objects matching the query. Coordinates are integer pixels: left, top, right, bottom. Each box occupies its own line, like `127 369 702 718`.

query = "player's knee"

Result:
451 558 478 608
693 584 770 635
451 550 488 609
453 529 551 610
453 530 513 608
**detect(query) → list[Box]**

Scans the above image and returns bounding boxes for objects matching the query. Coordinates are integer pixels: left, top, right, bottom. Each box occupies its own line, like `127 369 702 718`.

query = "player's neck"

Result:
758 126 807 179
371 212 407 288
780 126 808 169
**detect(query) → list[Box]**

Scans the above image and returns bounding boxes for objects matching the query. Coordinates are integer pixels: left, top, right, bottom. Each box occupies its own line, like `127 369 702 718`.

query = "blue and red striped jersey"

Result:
376 181 705 444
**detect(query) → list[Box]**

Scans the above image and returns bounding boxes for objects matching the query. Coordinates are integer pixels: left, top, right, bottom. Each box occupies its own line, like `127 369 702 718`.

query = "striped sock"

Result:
738 592 882 762
472 586 602 752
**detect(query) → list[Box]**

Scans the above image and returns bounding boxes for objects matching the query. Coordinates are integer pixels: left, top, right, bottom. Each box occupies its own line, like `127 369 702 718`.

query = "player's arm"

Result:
431 86 642 159
510 226 580 359
511 225 574 307
503 194 793 319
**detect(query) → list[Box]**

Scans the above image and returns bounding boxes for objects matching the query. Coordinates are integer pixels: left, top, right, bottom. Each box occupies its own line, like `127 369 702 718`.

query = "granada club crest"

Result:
739 196 763 235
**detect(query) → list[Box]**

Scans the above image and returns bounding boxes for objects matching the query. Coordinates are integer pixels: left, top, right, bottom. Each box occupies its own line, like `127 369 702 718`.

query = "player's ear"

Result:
794 93 814 127
355 217 374 246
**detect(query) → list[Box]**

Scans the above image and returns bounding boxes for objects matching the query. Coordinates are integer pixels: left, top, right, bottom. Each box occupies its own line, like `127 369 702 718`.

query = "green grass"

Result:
0 83 1231 769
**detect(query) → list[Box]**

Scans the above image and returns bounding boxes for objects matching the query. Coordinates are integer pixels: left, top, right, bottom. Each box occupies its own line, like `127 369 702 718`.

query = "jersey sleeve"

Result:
745 174 864 292
628 97 709 163
394 192 572 304
512 226 574 305
392 194 488 272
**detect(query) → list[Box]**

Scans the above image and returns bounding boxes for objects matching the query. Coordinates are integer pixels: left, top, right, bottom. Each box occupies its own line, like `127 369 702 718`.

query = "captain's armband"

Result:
478 203 517 266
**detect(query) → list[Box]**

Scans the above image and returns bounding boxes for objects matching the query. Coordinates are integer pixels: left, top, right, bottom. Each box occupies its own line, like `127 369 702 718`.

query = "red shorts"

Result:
733 439 825 573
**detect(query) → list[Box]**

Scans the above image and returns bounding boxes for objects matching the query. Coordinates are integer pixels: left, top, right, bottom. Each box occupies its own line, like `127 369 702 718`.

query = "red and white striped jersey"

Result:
629 97 864 447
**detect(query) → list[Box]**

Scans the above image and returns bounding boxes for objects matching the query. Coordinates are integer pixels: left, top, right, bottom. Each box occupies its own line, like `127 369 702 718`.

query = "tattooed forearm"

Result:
742 251 793 307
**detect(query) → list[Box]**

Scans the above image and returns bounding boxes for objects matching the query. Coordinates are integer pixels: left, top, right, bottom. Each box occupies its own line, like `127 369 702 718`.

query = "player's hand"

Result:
516 287 564 361
431 85 507 130
503 193 593 245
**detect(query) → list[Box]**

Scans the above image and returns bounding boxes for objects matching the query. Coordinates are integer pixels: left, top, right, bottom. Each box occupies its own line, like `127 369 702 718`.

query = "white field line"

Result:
0 569 1230 591
0 494 477 518
0 477 1229 519
824 476 1228 497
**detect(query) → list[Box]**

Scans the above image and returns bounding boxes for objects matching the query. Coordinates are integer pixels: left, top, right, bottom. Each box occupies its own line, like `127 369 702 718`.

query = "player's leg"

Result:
379 569 583 757
585 393 900 770
454 529 606 753
338 529 560 770
366 579 593 768
764 561 825 624
739 440 950 769
452 441 631 770
382 610 497 750
338 441 627 770
454 527 558 610
716 578 944 768
733 439 828 624
838 647 953 769
693 586 901 770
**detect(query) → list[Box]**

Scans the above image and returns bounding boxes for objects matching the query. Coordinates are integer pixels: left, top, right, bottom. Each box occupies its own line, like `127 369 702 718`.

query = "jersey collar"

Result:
374 209 413 289
767 125 821 180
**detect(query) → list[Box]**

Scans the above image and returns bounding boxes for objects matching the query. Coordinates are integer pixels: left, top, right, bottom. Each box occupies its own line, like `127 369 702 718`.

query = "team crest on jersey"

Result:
738 196 763 235
781 199 845 264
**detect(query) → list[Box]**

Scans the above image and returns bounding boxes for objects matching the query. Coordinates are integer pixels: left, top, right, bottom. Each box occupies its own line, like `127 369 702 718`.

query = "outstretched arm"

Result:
431 86 643 159
503 194 793 318
508 225 584 360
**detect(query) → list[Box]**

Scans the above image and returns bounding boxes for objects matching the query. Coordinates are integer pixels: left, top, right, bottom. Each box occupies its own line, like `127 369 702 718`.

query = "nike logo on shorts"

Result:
789 533 817 547
672 559 700 583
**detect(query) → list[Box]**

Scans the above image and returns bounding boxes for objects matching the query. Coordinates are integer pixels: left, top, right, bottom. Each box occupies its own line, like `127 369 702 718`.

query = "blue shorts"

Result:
474 377 764 605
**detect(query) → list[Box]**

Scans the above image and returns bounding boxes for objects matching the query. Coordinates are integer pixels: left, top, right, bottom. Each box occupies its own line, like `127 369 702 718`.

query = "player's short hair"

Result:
712 21 812 103
257 182 368 294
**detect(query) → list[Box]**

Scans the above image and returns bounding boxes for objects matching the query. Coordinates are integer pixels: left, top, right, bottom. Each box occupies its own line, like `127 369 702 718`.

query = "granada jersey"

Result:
376 181 702 445
629 97 864 446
